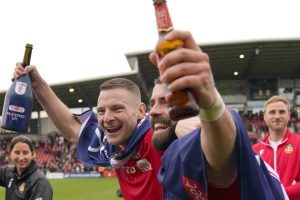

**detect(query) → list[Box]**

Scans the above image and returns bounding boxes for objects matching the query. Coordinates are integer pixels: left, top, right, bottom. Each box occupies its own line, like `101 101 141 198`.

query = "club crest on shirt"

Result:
19 182 26 193
136 159 152 172
284 144 293 154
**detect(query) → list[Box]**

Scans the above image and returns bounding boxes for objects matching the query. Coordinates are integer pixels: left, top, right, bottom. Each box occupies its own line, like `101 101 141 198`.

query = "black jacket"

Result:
0 160 53 200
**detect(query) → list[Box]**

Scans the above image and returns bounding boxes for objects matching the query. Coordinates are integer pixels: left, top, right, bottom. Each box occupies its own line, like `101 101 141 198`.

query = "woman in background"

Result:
0 135 53 200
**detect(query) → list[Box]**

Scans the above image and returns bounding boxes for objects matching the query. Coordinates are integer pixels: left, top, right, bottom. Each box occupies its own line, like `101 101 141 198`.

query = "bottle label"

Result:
8 105 26 113
15 82 27 95
2 99 31 132
155 4 173 32
5 108 26 120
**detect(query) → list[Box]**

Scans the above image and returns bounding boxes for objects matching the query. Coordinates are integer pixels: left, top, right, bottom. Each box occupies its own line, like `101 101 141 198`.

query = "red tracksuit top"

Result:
252 129 300 200
116 129 164 200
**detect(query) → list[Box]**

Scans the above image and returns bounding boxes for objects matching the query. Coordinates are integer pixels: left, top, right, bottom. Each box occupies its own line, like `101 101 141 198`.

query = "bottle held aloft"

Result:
153 0 199 121
1 44 33 133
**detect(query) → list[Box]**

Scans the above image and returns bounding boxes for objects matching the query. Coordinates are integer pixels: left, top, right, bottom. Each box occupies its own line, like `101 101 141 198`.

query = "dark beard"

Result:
152 129 177 151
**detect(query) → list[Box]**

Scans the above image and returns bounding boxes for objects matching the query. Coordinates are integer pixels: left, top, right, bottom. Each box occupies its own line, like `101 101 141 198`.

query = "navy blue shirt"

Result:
158 111 288 200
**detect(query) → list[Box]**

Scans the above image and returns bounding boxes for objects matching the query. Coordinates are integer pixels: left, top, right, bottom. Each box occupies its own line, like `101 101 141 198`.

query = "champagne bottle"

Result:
153 0 199 121
1 44 33 133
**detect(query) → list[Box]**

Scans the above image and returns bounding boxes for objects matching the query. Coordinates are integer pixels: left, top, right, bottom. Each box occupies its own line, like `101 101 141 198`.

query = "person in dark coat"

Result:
0 135 53 200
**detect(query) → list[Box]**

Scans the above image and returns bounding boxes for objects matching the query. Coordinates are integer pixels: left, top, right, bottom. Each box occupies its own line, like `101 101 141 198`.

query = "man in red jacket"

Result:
252 95 300 200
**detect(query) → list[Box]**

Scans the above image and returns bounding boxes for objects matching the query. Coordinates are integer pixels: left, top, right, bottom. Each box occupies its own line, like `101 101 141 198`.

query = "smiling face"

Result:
9 142 34 174
149 83 177 151
264 100 290 135
97 88 146 148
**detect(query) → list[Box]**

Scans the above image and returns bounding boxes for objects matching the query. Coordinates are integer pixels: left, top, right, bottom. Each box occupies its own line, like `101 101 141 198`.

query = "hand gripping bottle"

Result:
153 0 199 121
1 44 33 133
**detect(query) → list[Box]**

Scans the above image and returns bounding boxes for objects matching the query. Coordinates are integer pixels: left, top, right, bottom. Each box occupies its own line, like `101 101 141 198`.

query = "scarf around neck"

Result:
76 110 151 169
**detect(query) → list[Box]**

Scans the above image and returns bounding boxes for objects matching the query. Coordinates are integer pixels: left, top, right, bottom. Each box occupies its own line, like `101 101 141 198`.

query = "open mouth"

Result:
153 123 168 135
105 125 122 136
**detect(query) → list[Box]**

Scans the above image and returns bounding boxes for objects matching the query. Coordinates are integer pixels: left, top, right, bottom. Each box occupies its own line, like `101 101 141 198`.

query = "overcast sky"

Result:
1 0 300 91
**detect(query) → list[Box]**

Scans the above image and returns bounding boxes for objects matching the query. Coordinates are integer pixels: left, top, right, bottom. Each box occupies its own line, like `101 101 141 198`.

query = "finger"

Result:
16 62 23 68
165 62 210 89
165 30 201 51
149 52 165 75
171 72 210 90
149 52 157 66
159 49 208 83
12 63 24 80
23 65 34 74
176 74 215 107
167 62 205 82
13 64 34 80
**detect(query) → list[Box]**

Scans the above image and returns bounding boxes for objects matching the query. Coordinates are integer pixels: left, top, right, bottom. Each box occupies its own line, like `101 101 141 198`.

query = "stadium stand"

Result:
1 111 299 174
1 39 300 174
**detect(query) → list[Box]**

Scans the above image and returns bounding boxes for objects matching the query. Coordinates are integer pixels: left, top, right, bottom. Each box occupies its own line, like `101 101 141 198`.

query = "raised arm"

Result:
14 63 81 143
149 30 237 186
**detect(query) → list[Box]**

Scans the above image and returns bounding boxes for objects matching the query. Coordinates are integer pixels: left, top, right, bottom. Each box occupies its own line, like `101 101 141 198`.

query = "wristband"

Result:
199 91 225 122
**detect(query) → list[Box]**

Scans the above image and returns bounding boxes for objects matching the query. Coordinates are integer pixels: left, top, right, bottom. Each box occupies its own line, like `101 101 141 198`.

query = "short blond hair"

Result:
264 95 290 112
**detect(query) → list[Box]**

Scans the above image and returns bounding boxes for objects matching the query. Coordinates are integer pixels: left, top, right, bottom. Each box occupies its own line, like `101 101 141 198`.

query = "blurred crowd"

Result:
0 132 97 174
243 110 300 144
1 112 300 174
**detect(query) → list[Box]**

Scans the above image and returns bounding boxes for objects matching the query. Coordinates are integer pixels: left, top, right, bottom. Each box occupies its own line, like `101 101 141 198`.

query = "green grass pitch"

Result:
0 177 122 200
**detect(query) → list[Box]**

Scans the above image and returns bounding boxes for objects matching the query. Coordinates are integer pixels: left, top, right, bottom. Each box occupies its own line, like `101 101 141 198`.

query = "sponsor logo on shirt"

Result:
284 144 293 154
123 166 136 174
182 176 206 200
122 157 152 174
